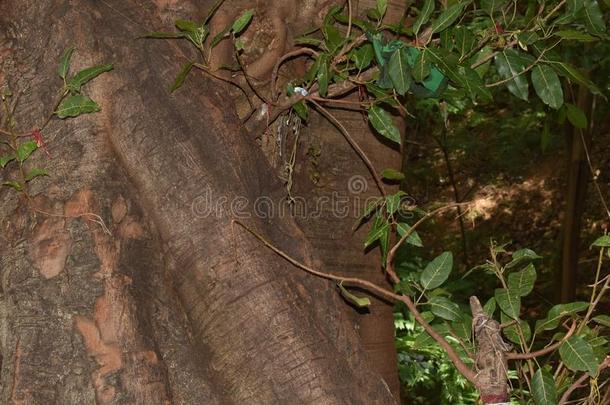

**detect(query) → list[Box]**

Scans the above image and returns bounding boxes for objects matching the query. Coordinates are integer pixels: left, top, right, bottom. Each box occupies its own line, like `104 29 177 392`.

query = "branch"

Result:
558 357 610 405
270 48 319 102
506 321 576 360
309 99 386 197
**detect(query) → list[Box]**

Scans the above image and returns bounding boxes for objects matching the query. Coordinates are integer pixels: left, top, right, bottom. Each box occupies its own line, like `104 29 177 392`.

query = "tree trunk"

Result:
0 1 398 403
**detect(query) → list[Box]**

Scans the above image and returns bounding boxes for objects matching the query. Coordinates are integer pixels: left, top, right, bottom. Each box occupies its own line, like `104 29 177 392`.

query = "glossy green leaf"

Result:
507 263 537 297
56 95 101 118
495 288 521 319
583 0 606 36
397 223 424 247
388 48 411 95
480 0 507 15
420 251 453 290
494 49 530 101
294 36 323 47
592 315 610 327
460 66 492 102
0 154 15 168
535 301 589 332
175 19 198 32
368 106 401 144
381 168 405 180
67 64 113 92
58 47 74 81
452 314 473 342
547 61 602 95
429 296 463 321
591 235 610 247
413 0 434 35
232 9 254 34
430 2 467 34
532 368 557 405
350 44 374 70
25 167 49 182
317 55 330 97
565 103 588 129
412 49 431 83
170 62 194 93
338 283 371 308
211 26 231 48
385 193 401 215
531 65 564 110
560 336 599 376
16 140 38 162
555 0 585 24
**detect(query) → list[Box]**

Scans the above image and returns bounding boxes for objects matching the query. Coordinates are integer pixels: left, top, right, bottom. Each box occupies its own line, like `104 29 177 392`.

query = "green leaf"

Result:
317 55 330 97
58 47 74 81
376 0 387 19
592 315 610 327
483 297 496 317
532 368 557 405
381 168 405 181
506 248 542 269
16 140 38 162
143 31 185 39
454 26 475 59
55 95 101 118
292 101 308 121
364 216 390 248
338 283 371 308
535 301 589 332
560 336 599 376
25 167 49 182
231 9 254 34
547 61 602 96
495 288 521 319
2 181 23 191
175 19 199 32
592 235 610 247
294 36 323 47
565 103 588 129
430 2 467 34
67 64 113 92
412 49 431 83
413 0 434 35
460 65 492 102
507 263 537 297
501 312 531 345
323 24 344 54
368 106 401 145
174 20 208 48
211 26 231 48
170 62 194 93
420 251 453 290
583 0 606 36
494 49 530 101
531 65 564 110
554 30 597 41
350 44 374 70
0 154 15 168
397 223 424 247
388 48 411 96
452 314 473 342
429 296 463 321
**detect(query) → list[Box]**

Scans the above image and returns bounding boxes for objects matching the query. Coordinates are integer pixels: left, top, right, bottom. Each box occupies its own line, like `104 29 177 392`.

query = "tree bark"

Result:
0 1 398 403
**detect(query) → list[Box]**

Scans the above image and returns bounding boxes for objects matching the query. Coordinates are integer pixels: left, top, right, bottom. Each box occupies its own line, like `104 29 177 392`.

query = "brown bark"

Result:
0 1 399 403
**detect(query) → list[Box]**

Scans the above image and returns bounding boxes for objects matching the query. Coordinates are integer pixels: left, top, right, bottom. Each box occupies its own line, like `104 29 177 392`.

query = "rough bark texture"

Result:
0 0 400 403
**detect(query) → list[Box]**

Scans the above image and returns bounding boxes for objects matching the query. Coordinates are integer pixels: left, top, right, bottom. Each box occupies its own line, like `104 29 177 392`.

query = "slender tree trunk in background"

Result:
559 86 592 303
0 1 400 403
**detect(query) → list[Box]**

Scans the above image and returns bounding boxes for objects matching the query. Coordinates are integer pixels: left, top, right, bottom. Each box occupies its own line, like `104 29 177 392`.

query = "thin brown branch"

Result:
309 99 387 197
506 321 576 360
270 48 319 102
233 217 478 386
558 357 610 405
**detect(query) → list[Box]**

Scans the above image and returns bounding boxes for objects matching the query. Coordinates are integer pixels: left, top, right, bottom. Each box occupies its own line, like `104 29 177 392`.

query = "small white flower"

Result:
293 86 309 97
